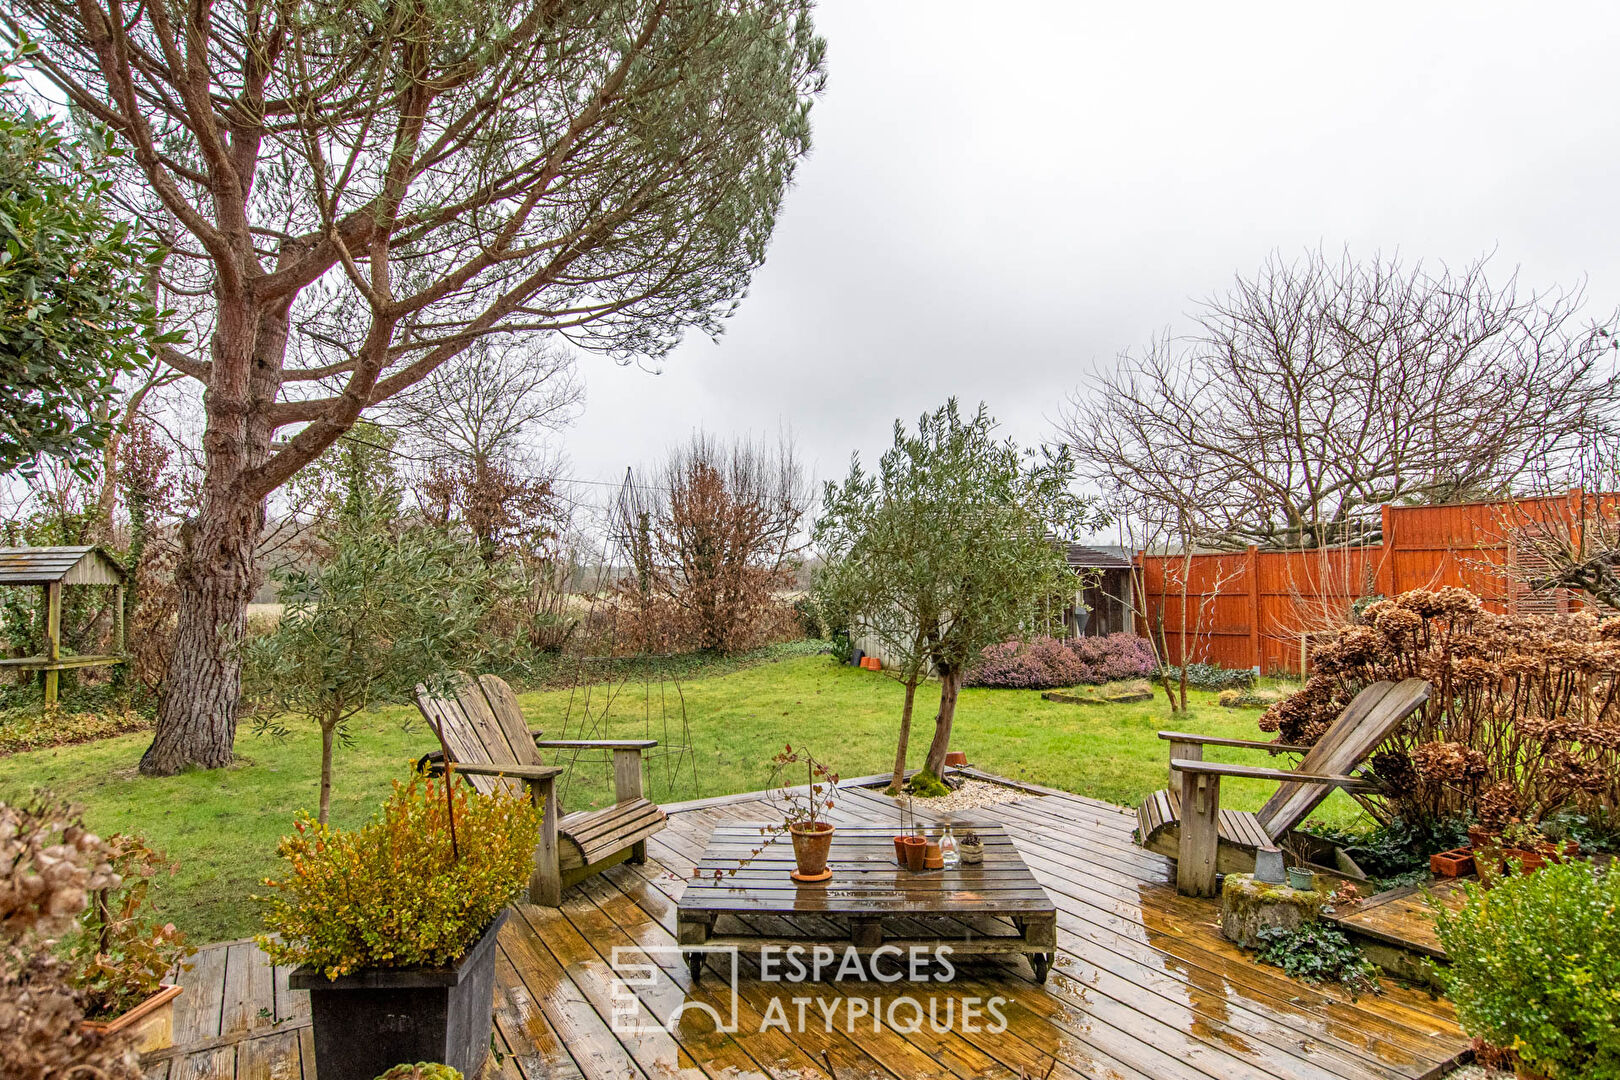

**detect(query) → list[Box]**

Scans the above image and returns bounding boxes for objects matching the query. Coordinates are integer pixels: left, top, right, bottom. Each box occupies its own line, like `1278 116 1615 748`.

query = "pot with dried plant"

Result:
764 745 841 882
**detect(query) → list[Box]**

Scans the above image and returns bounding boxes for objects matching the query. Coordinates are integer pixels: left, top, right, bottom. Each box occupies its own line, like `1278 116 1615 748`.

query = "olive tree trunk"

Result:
922 664 962 777
890 678 919 794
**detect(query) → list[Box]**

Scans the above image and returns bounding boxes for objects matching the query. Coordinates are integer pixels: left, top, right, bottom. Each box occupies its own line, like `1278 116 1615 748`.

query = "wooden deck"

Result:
144 775 1470 1080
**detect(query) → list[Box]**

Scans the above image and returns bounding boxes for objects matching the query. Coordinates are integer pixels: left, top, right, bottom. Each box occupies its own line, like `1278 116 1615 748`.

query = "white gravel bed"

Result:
873 777 1030 814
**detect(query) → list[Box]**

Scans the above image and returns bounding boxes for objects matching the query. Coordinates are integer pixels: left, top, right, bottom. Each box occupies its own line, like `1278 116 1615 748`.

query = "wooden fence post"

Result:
1247 546 1261 673
43 582 62 706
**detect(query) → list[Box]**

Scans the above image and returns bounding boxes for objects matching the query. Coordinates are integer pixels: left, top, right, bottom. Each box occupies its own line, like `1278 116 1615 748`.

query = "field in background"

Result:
0 653 1359 942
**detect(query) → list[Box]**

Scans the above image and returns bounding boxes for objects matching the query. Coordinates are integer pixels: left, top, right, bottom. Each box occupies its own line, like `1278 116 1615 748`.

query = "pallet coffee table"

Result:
677 820 1058 982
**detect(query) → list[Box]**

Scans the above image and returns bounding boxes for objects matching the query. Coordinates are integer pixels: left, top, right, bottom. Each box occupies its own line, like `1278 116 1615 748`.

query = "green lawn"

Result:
0 653 1365 943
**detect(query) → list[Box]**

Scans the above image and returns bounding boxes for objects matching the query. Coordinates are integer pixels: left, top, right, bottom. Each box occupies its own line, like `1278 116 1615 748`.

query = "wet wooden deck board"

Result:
1327 879 1468 960
147 776 1468 1080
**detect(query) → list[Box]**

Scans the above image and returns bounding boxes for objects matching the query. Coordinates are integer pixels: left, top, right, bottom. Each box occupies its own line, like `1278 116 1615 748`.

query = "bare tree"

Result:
390 341 582 469
4 0 825 772
397 342 579 567
1504 446 1620 614
1064 250 1620 551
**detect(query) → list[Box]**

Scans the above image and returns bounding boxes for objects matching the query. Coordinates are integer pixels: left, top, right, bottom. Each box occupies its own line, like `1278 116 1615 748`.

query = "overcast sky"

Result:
563 1 1620 525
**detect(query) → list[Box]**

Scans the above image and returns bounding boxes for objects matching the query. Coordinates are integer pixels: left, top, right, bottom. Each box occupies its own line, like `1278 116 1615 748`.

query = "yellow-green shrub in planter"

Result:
260 775 539 1080
1429 861 1620 1079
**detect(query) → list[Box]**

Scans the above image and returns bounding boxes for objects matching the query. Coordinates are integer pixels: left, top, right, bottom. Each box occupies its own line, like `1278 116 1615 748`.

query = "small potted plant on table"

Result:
68 835 191 1052
766 745 840 882
260 774 540 1080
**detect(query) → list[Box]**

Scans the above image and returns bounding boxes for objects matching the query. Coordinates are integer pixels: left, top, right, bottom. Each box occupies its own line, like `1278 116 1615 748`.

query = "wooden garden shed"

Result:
0 546 128 704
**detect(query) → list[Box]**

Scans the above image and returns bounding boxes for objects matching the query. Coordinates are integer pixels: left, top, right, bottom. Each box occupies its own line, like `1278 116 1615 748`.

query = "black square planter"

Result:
288 909 506 1080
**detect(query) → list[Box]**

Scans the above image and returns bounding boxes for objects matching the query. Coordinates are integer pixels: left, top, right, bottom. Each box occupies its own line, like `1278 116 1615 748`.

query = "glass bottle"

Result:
939 825 959 870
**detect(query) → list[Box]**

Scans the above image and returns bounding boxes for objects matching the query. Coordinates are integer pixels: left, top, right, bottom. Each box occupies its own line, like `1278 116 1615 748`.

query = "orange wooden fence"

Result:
1136 491 1607 674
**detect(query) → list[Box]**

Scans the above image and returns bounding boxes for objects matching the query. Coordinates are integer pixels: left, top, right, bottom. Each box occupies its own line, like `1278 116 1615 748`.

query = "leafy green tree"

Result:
10 0 825 774
0 52 165 479
243 521 481 824
815 401 1103 786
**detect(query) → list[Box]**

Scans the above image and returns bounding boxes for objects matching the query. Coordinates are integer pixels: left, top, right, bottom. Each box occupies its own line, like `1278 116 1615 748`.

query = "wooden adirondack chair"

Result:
414 673 668 906
1136 678 1430 896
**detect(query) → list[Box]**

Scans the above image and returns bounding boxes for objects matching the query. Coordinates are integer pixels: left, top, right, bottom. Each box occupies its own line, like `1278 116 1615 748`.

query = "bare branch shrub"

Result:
614 434 809 654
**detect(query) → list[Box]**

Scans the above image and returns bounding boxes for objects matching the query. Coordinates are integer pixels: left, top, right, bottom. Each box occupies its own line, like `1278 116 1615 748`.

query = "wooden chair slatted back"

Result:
414 674 527 798
1256 678 1429 837
476 674 543 768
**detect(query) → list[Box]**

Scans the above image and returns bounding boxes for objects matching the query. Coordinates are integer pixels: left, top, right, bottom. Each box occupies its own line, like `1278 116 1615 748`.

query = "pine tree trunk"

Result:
140 489 264 774
890 678 918 794
923 665 961 776
140 299 284 775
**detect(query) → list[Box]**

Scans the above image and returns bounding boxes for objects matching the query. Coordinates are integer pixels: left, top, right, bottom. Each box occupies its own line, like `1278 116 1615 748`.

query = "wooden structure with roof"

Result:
0 546 128 705
1061 542 1136 637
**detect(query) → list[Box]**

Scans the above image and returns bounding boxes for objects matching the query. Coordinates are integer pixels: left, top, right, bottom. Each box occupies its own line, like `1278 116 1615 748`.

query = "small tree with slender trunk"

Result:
6 0 825 774
815 400 1101 783
243 519 480 824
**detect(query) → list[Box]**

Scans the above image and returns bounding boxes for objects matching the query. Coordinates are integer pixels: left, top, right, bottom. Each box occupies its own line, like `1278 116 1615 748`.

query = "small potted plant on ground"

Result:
765 745 840 882
68 835 191 1052
260 773 540 1080
1477 819 1579 882
1429 860 1619 1079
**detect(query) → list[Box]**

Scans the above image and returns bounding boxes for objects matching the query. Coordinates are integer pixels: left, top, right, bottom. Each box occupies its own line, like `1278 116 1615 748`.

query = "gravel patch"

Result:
873 777 1031 814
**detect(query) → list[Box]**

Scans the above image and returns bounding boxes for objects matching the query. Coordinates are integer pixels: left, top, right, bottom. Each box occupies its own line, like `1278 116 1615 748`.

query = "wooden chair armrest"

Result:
1168 758 1381 791
450 762 565 781
533 739 658 750
1158 731 1309 752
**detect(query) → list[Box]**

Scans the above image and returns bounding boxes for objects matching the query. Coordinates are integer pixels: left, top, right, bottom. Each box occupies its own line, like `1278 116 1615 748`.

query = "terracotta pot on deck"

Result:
789 821 836 882
900 834 927 871
944 751 968 769
81 984 182 1053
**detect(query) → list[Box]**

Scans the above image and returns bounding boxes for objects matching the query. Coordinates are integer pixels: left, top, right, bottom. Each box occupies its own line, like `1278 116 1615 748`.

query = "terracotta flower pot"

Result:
1467 824 1495 849
789 821 836 882
1502 847 1547 873
81 984 182 1053
944 751 968 768
924 841 944 870
1429 848 1476 877
900 835 927 871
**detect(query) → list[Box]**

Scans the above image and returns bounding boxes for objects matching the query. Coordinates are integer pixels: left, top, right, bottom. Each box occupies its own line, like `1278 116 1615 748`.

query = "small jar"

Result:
939 826 959 870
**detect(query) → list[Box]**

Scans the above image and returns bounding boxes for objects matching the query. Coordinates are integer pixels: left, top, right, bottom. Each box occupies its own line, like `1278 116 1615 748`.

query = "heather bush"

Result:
965 633 1154 689
1260 588 1620 825
1069 634 1158 683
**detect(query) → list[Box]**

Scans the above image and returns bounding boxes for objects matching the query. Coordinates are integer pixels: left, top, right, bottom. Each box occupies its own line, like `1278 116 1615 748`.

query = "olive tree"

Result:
5 0 825 773
815 400 1100 783
243 519 481 824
